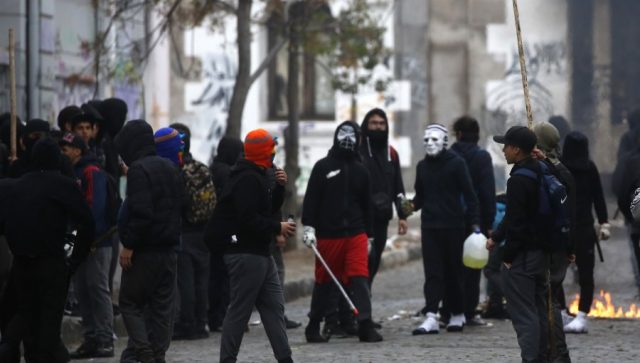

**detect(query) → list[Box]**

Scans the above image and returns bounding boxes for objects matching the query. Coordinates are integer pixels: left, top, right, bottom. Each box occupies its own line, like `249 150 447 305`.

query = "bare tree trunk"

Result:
283 6 302 250
225 0 252 139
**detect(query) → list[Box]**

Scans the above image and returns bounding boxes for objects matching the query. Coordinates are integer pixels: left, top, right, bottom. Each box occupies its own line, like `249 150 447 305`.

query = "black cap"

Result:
493 126 537 153
59 132 88 153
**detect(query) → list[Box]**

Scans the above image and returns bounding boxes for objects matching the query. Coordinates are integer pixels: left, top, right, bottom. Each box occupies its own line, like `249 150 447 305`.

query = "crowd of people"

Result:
0 100 639 363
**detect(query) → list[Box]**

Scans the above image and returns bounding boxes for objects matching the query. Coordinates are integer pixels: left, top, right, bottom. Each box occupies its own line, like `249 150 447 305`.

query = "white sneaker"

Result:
412 313 439 335
561 309 572 327
564 312 588 334
446 313 465 332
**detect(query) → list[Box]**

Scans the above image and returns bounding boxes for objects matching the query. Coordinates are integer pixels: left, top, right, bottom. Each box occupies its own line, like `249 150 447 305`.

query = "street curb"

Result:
62 244 422 345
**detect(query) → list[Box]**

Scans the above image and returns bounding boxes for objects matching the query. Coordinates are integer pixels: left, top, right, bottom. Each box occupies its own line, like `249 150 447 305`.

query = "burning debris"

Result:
569 290 640 319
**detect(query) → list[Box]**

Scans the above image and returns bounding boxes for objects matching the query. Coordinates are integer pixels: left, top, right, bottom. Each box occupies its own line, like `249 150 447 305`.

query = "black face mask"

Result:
368 130 387 148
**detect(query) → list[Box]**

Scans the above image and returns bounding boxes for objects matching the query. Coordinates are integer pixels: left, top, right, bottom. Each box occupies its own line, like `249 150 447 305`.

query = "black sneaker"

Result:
358 319 383 342
322 321 349 338
305 321 329 343
69 340 98 359
285 316 302 329
465 315 488 327
94 342 115 358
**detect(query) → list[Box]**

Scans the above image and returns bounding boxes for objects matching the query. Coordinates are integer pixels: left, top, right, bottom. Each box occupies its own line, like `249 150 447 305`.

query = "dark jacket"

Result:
561 132 608 227
114 120 184 251
412 149 479 229
359 118 406 221
206 159 283 256
74 155 112 246
302 121 373 238
543 159 577 255
616 151 640 223
451 141 496 232
2 169 95 272
210 137 244 200
492 158 542 263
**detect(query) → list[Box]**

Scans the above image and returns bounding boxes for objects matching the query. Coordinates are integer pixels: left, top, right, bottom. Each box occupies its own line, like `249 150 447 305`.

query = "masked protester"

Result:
411 124 479 335
7 119 50 178
302 121 382 344
205 129 295 363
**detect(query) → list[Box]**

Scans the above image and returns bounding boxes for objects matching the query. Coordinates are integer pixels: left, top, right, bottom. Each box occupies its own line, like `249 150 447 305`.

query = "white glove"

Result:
599 223 611 241
631 187 640 222
303 226 317 248
367 238 374 254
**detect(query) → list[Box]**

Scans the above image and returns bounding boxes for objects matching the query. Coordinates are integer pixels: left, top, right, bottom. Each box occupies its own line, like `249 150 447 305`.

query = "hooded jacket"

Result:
210 137 244 199
114 120 184 251
90 98 128 179
451 141 496 232
413 149 479 229
302 121 373 238
561 132 608 227
1 139 95 272
204 159 283 256
359 112 406 221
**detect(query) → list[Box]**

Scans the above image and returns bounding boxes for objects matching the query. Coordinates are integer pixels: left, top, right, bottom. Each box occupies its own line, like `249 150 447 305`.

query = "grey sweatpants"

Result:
548 250 571 362
75 246 114 344
220 254 291 363
502 250 549 363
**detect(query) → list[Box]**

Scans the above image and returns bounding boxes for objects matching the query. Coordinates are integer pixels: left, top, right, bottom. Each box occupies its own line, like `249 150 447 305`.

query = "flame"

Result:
568 290 640 319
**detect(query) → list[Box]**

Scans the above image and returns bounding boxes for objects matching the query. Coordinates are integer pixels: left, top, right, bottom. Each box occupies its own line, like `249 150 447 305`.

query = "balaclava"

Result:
336 123 357 151
362 108 389 150
424 124 448 157
533 121 561 163
154 127 184 166
244 128 277 169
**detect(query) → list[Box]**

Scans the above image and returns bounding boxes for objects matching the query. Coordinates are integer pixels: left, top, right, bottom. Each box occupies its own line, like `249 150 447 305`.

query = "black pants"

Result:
549 250 571 362
176 232 210 333
630 231 640 289
368 218 390 286
574 226 597 313
0 237 10 304
0 256 70 363
119 250 177 363
422 228 465 315
484 244 505 307
209 253 230 330
502 250 548 363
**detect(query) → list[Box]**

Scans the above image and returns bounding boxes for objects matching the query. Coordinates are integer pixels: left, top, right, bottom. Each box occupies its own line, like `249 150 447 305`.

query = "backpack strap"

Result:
512 168 538 180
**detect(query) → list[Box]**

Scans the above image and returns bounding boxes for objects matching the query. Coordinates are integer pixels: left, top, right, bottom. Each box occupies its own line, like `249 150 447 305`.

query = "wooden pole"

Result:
512 0 534 129
8 29 18 159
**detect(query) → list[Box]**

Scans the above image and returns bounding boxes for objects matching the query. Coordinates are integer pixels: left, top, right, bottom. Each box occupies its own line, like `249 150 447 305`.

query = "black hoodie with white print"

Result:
302 121 373 239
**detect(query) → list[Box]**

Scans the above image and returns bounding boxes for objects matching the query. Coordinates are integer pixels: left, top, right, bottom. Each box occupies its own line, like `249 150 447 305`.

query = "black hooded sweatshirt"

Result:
413 149 479 229
302 121 373 238
205 159 283 256
114 120 184 251
359 114 406 221
561 132 608 227
1 139 95 273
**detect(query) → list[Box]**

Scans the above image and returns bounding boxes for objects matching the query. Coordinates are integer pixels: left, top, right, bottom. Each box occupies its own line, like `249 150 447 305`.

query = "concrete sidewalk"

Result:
62 218 423 345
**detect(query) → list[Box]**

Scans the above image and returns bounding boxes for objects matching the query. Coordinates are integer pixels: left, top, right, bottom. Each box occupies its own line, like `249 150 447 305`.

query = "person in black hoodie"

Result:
411 123 480 335
302 121 381 343
562 131 609 334
447 116 495 326
205 128 295 363
0 138 95 363
207 136 244 332
358 108 408 286
488 126 548 363
114 120 184 363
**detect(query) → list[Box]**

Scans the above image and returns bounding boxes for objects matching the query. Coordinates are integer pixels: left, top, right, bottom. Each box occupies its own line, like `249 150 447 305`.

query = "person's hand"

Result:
532 148 546 160
599 223 611 241
275 169 288 186
119 247 134 270
486 238 496 251
276 234 286 248
280 222 296 238
303 226 317 248
568 254 576 263
503 262 512 270
398 219 408 235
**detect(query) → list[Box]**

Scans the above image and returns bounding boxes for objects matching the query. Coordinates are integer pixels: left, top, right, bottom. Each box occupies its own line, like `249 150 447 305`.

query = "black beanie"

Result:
25 119 51 135
32 138 62 171
57 106 82 130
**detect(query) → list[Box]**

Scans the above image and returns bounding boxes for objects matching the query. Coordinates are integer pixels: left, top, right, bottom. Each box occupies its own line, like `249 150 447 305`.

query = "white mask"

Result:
423 129 447 156
337 125 357 151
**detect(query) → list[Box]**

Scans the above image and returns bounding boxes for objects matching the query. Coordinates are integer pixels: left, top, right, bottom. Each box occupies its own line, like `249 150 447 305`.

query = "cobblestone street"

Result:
72 224 640 363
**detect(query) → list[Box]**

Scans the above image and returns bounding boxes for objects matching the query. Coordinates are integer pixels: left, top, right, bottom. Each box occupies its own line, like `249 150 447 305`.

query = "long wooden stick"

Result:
512 0 534 129
8 29 17 159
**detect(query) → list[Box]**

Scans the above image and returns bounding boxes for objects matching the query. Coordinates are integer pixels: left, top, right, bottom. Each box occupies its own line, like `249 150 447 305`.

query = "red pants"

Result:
314 233 369 285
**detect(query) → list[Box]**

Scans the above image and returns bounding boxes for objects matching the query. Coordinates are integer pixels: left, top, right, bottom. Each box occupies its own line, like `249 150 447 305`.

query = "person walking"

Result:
115 120 184 363
488 126 549 363
206 129 295 363
561 131 609 334
410 124 479 335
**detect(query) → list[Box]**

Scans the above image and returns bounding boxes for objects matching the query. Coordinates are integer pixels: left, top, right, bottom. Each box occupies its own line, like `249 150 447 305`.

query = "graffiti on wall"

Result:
187 53 237 163
56 80 94 112
114 81 144 120
400 56 428 107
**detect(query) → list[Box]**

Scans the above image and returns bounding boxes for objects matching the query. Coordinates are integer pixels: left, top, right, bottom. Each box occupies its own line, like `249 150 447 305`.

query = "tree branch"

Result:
248 36 288 85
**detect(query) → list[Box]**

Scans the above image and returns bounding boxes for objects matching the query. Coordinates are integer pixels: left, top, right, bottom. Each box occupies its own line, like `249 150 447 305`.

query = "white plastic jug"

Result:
463 232 489 269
